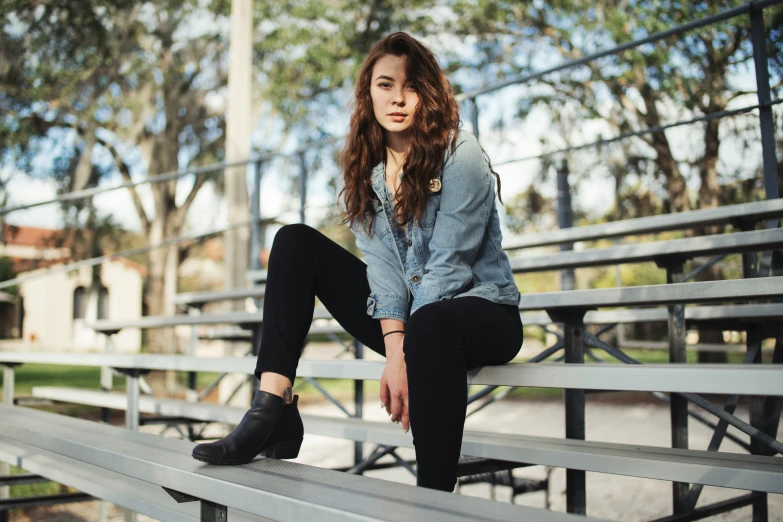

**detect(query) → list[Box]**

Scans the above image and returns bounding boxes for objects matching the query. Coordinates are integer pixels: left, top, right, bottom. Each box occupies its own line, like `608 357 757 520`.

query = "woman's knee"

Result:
404 303 458 362
273 223 315 248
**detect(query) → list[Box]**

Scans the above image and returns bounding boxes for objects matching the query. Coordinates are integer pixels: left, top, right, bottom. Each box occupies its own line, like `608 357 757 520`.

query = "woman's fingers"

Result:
379 376 390 415
391 393 403 424
401 400 410 432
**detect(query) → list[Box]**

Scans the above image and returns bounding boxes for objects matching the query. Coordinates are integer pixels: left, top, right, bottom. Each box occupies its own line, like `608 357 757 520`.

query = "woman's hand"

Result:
380 333 409 433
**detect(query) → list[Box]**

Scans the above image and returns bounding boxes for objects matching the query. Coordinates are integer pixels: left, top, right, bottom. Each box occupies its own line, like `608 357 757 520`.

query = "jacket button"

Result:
406 239 412 246
412 275 421 283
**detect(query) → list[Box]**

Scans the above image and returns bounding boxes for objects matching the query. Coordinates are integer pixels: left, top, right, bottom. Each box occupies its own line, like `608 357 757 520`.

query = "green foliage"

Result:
0 255 17 294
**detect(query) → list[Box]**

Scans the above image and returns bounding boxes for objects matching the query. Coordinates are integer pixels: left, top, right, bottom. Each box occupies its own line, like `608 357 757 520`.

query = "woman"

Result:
192 32 522 493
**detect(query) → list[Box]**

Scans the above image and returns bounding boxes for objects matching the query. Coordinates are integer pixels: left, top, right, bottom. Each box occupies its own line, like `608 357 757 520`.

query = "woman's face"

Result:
370 54 419 138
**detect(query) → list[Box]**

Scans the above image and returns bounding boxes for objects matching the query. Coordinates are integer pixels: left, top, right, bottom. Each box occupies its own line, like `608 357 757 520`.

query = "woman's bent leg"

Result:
404 297 523 492
193 224 386 465
254 224 386 383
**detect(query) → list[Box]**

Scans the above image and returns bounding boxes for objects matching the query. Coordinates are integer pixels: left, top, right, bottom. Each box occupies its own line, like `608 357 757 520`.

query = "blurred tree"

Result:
0 1 231 372
443 0 782 231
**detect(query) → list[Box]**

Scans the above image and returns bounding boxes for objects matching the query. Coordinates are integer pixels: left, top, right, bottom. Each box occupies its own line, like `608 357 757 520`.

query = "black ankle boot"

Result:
192 390 304 465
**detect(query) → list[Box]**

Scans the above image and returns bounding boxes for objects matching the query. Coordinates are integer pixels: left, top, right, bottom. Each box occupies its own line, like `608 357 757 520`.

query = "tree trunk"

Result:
143 135 183 393
639 83 691 213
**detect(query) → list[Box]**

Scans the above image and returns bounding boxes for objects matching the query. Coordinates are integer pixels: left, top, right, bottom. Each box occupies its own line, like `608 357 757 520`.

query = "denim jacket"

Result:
351 129 521 323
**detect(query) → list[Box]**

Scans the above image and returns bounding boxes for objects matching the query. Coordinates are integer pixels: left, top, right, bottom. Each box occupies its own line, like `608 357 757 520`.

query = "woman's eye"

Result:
406 84 417 91
378 82 391 88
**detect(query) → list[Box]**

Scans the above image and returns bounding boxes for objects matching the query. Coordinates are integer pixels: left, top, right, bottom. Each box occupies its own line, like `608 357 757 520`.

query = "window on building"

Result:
73 286 87 319
97 286 109 319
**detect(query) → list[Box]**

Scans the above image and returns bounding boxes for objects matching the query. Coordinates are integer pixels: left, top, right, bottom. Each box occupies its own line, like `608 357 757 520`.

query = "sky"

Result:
1 14 776 251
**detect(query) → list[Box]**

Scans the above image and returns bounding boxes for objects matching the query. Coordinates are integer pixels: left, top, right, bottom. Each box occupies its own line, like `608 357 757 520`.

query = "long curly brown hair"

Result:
339 32 501 234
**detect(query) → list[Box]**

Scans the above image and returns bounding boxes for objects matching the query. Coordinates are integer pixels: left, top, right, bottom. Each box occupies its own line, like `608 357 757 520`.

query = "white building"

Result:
1 225 143 353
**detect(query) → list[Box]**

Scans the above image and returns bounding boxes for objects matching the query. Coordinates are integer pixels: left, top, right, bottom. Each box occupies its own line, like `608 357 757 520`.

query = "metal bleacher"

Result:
1 198 782 521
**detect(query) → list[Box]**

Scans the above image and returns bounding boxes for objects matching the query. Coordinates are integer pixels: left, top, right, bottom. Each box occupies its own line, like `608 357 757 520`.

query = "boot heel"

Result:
261 439 303 459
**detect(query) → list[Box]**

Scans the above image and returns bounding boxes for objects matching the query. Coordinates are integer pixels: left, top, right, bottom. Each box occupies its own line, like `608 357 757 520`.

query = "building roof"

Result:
2 224 147 276
3 223 69 248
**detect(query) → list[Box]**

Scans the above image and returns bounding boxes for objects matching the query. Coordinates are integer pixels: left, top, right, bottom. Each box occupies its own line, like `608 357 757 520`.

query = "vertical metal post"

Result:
249 161 265 397
250 160 264 272
298 153 307 225
742 239 770 522
468 97 479 139
0 364 14 522
201 500 228 521
101 335 117 424
123 368 140 522
748 328 769 522
750 6 779 201
665 260 688 514
2 365 13 405
187 306 201 403
126 370 140 432
353 339 364 467
557 160 575 291
550 309 586 515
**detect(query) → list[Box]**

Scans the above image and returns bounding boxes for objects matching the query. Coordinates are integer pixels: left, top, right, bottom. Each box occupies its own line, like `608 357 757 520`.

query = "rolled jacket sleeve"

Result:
410 136 493 315
352 217 411 323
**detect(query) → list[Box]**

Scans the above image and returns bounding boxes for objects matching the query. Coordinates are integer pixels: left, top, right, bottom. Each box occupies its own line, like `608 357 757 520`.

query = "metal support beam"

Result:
101 335 118 424
0 474 48 487
557 160 575 292
0 492 94 510
650 492 762 522
663 259 689 515
163 487 228 521
548 308 587 515
126 371 140 432
749 328 769 522
250 160 264 274
750 4 780 201
353 340 364 468
201 500 228 522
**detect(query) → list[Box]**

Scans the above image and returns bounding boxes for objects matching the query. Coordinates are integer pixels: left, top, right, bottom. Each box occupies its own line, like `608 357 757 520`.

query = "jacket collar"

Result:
370 161 386 199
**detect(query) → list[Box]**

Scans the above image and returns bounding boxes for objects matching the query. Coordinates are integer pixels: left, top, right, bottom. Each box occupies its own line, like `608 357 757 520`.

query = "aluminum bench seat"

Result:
0 437 269 522
0 404 591 522
505 198 783 250
509 228 783 272
518 277 783 312
87 301 783 335
4 353 781 394
173 286 266 307
22 389 783 495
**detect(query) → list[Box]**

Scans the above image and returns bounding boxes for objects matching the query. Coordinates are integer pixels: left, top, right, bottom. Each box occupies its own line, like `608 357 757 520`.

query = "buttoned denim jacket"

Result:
351 129 521 323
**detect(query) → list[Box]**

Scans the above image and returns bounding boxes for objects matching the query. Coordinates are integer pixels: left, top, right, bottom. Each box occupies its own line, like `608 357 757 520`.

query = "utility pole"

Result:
225 0 252 297
222 0 253 408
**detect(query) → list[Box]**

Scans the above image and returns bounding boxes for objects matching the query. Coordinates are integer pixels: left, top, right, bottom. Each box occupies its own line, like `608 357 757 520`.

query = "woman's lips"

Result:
389 114 406 122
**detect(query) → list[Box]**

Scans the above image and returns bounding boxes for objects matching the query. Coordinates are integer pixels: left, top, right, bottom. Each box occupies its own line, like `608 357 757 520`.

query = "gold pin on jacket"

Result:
428 178 442 193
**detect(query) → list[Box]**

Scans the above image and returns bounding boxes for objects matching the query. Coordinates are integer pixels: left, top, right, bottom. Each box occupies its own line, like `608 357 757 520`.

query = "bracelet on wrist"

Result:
383 329 405 338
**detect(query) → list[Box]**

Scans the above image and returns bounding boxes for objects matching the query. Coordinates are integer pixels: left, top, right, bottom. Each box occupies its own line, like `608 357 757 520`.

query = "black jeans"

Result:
254 224 523 492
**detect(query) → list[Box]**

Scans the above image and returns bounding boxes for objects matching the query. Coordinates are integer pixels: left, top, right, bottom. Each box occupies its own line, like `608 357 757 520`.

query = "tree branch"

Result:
174 171 208 229
95 135 151 233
